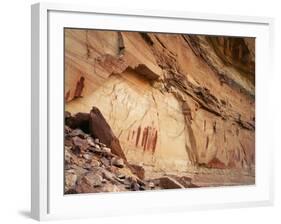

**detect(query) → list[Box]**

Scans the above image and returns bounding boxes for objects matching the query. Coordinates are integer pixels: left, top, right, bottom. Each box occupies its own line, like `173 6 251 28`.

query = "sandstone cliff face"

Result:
65 29 255 187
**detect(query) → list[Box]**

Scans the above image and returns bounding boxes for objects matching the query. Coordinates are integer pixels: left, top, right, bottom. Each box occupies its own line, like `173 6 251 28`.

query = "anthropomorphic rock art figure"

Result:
74 76 85 99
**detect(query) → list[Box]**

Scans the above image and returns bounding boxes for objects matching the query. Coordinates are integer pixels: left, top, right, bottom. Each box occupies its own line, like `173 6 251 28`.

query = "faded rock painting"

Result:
64 29 255 194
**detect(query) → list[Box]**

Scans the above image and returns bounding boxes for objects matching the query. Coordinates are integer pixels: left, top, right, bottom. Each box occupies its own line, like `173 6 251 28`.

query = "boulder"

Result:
155 176 185 189
89 106 127 161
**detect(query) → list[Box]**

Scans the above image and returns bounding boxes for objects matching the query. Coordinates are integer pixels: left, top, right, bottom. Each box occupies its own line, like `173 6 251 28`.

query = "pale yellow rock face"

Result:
65 29 255 183
67 69 190 173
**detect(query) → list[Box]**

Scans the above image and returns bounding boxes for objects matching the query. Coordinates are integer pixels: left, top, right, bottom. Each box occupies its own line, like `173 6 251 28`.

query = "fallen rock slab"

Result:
154 176 185 189
89 106 127 161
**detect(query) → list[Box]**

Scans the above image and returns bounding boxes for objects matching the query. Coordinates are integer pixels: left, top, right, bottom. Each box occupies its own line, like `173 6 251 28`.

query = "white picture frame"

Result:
31 2 274 221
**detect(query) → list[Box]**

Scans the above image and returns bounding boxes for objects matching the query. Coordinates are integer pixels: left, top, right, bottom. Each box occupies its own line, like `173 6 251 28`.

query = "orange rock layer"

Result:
64 29 255 185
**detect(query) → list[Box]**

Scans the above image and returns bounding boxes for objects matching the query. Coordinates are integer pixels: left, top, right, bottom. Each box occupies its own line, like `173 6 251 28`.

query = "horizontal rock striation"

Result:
64 29 255 188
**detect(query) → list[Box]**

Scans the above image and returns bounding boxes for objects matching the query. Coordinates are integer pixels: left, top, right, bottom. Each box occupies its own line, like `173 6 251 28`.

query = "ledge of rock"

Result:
64 29 255 193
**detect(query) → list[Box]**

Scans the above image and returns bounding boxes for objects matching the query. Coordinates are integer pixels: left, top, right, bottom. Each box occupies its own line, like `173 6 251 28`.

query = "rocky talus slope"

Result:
65 108 198 194
64 29 255 192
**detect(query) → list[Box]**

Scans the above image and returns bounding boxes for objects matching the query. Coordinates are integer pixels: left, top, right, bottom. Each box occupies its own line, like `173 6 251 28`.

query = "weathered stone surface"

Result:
102 147 111 154
64 124 149 194
154 176 185 189
86 173 103 187
89 106 127 161
65 171 77 192
72 136 88 152
65 29 255 191
66 112 90 133
130 164 145 180
100 157 110 167
70 129 86 138
111 157 125 168
148 182 155 189
90 159 100 167
82 153 94 161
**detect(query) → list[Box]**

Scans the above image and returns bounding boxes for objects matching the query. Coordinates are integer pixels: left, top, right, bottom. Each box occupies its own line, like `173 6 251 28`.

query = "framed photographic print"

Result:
31 2 274 221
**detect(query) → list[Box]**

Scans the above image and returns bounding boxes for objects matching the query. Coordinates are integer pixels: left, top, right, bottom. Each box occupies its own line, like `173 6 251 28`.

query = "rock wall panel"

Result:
64 29 255 185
